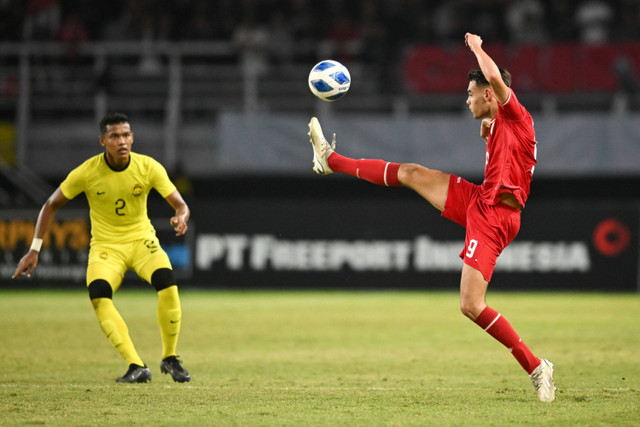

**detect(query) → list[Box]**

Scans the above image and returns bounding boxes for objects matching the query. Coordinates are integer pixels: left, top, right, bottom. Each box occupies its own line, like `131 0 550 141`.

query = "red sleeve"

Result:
498 89 527 121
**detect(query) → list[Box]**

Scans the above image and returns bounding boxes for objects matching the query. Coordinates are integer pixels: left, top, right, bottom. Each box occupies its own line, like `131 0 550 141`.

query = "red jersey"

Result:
480 89 537 207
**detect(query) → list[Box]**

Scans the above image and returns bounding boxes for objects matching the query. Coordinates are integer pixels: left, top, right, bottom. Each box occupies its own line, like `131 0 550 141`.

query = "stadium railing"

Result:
0 40 638 199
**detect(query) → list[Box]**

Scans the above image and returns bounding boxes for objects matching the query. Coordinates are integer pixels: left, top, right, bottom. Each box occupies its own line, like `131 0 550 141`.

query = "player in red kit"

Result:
307 33 555 402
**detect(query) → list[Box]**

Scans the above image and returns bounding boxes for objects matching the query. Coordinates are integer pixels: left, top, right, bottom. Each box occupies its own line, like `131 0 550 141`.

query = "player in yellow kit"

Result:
13 112 191 383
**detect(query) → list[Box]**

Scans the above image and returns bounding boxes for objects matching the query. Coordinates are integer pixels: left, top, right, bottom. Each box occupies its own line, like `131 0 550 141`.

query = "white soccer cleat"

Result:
308 117 336 175
530 359 556 402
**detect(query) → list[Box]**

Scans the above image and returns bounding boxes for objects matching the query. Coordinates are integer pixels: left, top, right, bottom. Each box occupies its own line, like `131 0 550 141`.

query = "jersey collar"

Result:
103 152 131 172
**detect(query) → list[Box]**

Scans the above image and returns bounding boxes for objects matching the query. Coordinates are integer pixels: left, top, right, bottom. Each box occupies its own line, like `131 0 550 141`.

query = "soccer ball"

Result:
308 60 351 102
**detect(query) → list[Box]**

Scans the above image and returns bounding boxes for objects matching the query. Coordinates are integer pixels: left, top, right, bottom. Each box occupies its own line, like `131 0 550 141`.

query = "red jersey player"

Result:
307 33 555 402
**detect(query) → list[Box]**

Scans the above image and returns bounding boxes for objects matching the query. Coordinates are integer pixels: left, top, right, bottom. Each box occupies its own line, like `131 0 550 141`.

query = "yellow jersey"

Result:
60 152 176 244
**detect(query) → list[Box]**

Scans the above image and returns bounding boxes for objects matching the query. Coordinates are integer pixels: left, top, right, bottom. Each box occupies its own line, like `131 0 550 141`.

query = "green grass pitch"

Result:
1 289 639 426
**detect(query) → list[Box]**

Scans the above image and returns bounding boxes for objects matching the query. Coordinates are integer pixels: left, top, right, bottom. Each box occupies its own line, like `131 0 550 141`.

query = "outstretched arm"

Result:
13 187 69 278
165 190 190 236
465 33 510 104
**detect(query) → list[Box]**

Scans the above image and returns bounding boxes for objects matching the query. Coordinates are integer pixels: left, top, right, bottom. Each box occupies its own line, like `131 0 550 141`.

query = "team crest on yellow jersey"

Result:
131 183 144 196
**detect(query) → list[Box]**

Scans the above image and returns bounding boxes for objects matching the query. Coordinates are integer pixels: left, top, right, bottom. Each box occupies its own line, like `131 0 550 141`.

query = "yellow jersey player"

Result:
13 112 191 383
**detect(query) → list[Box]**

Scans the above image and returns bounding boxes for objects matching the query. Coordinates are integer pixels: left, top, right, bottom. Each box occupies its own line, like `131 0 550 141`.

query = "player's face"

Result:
466 81 490 119
100 122 133 166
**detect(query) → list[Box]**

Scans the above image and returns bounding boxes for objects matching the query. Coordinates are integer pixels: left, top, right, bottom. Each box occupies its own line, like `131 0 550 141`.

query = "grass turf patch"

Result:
0 289 639 425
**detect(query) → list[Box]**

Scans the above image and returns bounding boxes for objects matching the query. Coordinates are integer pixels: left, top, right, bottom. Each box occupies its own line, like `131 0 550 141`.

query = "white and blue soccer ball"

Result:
308 60 351 102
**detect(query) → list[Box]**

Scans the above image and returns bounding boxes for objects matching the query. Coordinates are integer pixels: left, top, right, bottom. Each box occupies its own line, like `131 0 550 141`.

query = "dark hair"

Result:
99 112 130 134
467 67 511 88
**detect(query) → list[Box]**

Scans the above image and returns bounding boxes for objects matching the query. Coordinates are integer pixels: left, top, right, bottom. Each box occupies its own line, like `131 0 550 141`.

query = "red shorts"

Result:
441 175 521 282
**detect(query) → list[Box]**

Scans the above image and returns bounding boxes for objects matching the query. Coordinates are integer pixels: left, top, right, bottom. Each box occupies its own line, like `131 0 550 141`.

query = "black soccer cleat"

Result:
115 364 152 383
160 356 191 383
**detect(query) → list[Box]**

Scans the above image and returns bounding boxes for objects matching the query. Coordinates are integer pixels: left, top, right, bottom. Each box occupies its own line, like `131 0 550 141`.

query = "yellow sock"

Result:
92 298 144 366
157 286 182 359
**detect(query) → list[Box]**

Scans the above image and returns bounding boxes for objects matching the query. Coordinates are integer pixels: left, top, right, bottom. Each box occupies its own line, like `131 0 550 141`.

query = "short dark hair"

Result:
99 112 130 134
467 67 511 88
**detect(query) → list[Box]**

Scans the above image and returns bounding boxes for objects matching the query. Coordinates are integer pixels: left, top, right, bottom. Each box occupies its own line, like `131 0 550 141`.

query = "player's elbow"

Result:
43 198 62 214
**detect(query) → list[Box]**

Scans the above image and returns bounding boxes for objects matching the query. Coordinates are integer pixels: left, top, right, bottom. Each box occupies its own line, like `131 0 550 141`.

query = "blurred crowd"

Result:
1 0 640 99
3 1 640 61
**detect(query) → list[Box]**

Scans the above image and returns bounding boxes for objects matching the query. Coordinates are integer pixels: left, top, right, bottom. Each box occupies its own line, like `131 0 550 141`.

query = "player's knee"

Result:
459 302 474 320
88 279 113 300
397 163 423 186
151 268 177 292
459 300 483 320
398 163 443 187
